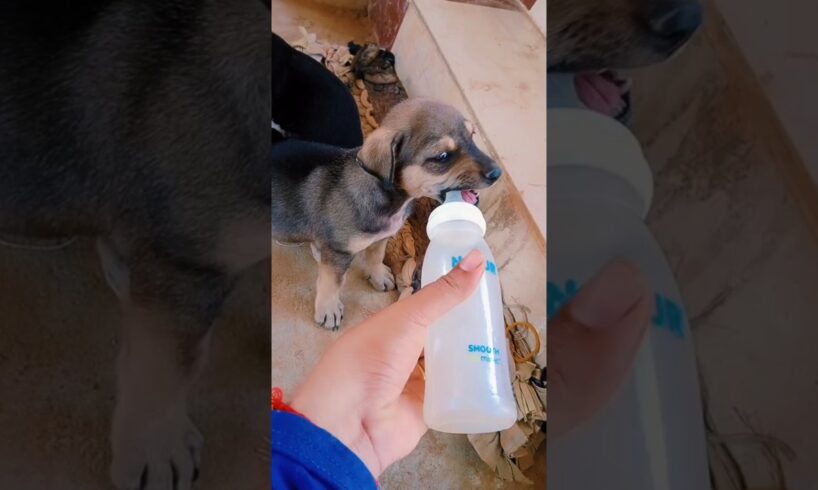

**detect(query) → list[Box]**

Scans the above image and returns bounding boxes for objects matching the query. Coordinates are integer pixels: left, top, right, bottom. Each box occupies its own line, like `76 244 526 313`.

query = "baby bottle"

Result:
420 191 517 434
547 108 710 489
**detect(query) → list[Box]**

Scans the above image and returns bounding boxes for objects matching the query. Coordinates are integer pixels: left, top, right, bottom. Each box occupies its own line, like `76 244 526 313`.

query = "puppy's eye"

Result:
435 152 450 162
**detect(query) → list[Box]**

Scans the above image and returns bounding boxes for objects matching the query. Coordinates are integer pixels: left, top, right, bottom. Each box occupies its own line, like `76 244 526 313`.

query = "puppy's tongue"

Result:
461 190 479 205
574 71 630 118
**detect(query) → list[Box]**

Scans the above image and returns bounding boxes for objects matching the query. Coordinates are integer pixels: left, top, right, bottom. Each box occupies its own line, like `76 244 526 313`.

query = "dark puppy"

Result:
272 31 362 147
1 1 269 489
271 98 501 329
348 41 398 85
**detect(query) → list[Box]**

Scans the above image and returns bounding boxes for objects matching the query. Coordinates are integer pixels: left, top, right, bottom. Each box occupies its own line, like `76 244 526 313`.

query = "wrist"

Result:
271 387 307 418
290 394 382 477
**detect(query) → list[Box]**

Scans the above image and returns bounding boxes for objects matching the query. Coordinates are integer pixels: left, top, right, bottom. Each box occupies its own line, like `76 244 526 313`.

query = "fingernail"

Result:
569 259 650 328
457 249 485 271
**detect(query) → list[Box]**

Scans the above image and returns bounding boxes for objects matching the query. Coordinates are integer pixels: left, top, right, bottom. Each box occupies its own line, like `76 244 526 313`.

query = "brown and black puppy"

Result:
271 98 501 329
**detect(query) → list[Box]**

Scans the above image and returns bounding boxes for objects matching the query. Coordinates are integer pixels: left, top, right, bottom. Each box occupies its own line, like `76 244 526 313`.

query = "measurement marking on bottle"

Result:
547 280 687 339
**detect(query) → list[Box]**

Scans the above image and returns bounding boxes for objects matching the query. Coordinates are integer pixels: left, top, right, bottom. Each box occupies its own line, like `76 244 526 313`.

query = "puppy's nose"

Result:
484 168 502 182
648 3 702 41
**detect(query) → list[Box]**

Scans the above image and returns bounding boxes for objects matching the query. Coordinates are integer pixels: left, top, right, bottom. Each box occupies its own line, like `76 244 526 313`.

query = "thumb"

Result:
396 249 487 329
547 258 652 438
348 248 485 380
564 258 651 328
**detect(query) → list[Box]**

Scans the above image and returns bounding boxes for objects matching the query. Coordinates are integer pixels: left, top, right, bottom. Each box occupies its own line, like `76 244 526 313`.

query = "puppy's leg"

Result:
362 238 396 292
314 247 352 330
111 303 211 490
99 243 232 490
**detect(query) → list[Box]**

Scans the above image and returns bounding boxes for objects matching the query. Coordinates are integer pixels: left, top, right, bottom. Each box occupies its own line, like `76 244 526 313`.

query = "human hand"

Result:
548 258 652 438
290 249 487 477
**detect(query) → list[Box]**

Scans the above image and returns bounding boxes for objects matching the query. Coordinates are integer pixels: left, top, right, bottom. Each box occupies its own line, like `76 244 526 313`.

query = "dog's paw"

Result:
314 299 344 330
367 263 396 292
111 413 203 490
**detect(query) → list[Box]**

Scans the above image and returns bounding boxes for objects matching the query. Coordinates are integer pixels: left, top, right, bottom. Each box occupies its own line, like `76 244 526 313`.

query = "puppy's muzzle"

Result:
475 152 502 186
646 2 702 51
484 167 502 184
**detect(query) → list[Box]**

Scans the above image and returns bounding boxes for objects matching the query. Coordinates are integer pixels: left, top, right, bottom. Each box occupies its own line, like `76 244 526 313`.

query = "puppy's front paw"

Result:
315 299 344 330
367 263 396 292
111 411 203 490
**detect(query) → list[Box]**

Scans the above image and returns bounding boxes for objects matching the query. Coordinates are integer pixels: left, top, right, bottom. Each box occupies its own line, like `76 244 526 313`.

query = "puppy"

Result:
271 98 502 329
272 32 363 148
547 0 702 120
348 41 399 85
1 2 269 489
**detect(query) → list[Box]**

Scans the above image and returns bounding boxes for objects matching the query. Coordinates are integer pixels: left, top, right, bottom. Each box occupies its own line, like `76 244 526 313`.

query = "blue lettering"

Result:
451 257 498 275
665 300 684 339
550 279 686 339
651 295 686 339
651 294 665 328
547 280 579 318
468 344 504 357
486 261 497 275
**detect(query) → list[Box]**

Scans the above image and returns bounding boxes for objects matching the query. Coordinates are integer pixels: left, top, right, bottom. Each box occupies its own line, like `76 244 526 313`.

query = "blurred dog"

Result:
1 1 269 488
548 0 702 120
548 0 702 71
271 98 501 329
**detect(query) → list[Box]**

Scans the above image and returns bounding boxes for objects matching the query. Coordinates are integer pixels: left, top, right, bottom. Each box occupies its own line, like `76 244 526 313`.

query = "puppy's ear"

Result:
387 131 405 186
359 128 405 187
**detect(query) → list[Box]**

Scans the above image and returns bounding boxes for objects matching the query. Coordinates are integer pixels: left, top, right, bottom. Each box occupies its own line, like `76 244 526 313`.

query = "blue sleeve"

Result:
271 411 378 490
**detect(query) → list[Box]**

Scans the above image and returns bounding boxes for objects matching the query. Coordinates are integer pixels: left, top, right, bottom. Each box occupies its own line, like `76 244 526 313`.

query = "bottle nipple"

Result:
445 190 465 203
